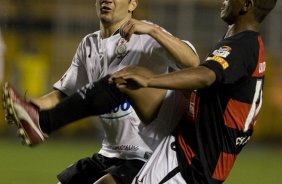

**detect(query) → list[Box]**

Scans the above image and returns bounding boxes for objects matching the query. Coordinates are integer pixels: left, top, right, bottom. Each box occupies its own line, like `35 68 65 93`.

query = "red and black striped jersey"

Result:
177 31 266 184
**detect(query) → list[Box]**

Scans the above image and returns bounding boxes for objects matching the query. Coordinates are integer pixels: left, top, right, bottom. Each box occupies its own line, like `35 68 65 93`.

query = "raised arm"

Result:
120 19 200 67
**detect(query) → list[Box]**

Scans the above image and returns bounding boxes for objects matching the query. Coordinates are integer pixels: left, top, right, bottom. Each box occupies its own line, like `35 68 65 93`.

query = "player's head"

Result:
252 0 277 23
220 0 277 24
96 0 138 26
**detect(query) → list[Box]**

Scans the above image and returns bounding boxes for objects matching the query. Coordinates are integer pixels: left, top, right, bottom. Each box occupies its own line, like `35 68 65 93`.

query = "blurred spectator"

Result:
0 29 5 84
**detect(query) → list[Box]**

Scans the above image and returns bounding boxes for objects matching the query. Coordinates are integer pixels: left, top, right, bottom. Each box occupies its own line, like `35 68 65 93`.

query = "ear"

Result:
242 0 254 12
129 0 138 13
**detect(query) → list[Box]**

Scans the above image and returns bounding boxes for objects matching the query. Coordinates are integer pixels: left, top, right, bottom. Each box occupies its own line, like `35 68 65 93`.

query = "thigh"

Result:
132 135 186 184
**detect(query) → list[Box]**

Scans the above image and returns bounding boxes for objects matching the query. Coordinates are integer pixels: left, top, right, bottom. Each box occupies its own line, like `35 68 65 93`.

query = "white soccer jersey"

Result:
53 30 196 161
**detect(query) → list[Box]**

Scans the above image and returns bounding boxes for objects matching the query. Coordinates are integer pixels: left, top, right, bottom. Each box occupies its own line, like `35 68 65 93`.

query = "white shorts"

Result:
131 135 186 184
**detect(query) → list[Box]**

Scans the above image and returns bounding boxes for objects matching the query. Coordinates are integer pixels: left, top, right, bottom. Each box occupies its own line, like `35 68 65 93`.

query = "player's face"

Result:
220 0 245 24
96 0 134 26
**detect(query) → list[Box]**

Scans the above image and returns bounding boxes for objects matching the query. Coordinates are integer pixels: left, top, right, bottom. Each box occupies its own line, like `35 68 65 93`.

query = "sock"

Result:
39 75 126 134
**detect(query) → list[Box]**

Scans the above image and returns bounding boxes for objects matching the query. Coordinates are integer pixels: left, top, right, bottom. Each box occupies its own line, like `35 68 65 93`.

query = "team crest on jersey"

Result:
212 46 232 58
116 38 128 58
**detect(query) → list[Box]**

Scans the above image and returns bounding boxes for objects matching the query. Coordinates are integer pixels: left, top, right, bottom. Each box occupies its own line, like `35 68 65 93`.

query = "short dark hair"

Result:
253 0 277 22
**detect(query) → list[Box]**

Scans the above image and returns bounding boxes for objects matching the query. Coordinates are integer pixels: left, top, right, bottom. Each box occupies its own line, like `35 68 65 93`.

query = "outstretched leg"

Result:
3 66 166 146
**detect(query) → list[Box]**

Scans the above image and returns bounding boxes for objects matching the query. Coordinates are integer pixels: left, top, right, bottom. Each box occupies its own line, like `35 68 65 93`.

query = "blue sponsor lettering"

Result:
100 101 133 119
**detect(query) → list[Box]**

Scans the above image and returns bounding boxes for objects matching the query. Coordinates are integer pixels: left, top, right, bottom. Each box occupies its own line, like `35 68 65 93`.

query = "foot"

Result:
2 83 48 146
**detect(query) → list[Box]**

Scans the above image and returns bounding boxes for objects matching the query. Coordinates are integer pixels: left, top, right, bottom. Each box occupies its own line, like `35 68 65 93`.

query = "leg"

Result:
115 66 167 124
30 90 65 110
2 67 166 145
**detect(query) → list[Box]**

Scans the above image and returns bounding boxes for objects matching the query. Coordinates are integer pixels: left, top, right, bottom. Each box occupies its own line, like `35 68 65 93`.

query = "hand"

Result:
109 66 151 89
120 19 158 41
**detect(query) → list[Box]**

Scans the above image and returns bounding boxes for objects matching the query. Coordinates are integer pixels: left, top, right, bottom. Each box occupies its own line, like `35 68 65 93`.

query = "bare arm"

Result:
111 66 216 91
120 19 200 67
30 90 66 110
146 66 216 90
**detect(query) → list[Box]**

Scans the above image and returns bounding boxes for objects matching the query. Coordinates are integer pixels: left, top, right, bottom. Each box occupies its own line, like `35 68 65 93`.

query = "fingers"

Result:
110 72 132 83
109 73 136 89
109 69 131 84
120 19 145 41
108 73 127 88
120 19 156 42
109 66 152 89
112 77 128 89
120 20 134 41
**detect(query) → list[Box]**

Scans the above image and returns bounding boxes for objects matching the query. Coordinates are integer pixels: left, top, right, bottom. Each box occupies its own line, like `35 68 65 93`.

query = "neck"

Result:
100 17 131 39
224 18 259 38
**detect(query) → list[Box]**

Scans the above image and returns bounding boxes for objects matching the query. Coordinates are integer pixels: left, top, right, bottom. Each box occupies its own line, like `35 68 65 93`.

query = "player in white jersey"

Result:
3 0 199 183
53 24 197 184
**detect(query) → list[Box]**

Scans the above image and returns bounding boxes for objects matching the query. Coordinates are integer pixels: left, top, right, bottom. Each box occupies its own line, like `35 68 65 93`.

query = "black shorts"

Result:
57 153 145 184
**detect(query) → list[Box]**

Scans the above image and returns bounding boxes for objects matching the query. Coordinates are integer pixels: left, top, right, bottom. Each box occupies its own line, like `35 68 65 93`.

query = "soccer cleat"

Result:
2 82 48 146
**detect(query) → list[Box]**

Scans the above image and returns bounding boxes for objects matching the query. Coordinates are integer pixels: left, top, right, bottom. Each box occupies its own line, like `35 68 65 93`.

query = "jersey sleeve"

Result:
53 38 89 96
202 40 249 84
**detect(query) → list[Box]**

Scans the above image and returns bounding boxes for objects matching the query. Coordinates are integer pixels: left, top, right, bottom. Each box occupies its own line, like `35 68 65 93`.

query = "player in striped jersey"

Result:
3 0 199 184
110 0 277 183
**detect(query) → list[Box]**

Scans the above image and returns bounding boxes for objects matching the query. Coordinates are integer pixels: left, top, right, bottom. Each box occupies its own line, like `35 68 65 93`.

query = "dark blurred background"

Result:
0 0 281 142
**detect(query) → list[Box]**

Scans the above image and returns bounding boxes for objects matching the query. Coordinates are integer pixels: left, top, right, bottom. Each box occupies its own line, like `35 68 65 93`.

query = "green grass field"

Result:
1 136 282 184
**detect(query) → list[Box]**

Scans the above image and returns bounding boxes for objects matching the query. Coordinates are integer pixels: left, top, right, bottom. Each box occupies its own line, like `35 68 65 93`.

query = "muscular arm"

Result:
147 66 216 90
120 19 200 68
112 66 216 91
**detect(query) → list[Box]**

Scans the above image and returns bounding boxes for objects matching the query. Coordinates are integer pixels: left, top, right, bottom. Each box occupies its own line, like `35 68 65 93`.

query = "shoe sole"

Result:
2 83 15 124
3 83 32 146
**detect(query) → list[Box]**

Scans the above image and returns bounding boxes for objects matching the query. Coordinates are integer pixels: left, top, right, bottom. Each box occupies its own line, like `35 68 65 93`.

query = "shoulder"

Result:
213 32 260 59
224 31 260 47
80 31 99 45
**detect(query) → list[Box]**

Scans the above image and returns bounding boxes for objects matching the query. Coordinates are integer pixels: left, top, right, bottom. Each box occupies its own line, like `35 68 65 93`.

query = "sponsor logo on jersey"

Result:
108 144 139 151
100 101 133 119
206 56 229 69
212 46 232 58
